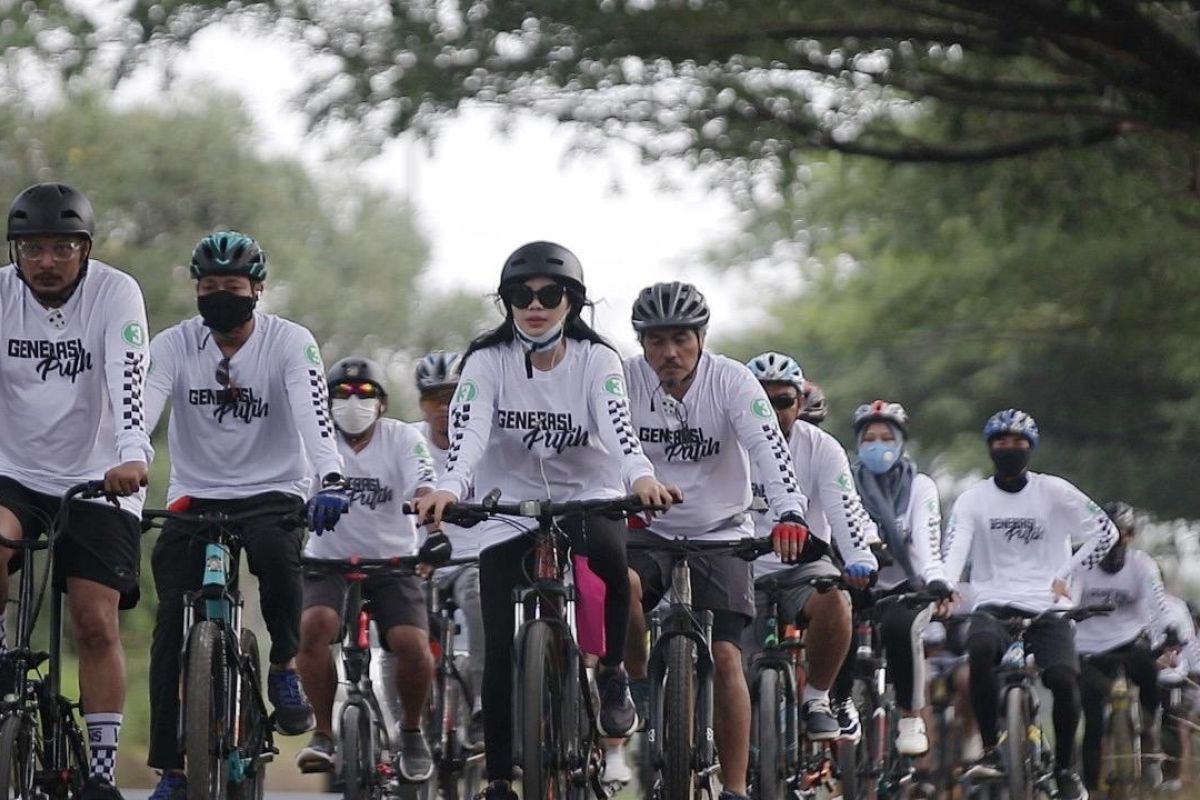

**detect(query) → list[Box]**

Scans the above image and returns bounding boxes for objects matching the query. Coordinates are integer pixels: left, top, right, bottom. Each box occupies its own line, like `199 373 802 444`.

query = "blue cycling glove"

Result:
844 562 875 583
308 489 350 536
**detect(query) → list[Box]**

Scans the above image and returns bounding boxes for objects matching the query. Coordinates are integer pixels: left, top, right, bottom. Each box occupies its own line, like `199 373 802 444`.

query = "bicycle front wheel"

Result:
520 621 567 800
0 713 35 800
186 621 231 800
340 703 377 800
752 667 787 800
662 635 696 800
1003 687 1033 800
228 629 266 800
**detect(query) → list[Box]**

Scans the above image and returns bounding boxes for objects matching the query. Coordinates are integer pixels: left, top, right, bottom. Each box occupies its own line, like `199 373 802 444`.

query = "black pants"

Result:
878 595 933 711
967 607 1081 769
147 493 305 770
1080 641 1160 790
479 513 629 781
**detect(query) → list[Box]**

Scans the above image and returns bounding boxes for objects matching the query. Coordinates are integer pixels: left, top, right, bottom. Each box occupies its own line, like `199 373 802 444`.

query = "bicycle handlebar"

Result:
875 590 945 611
626 535 775 562
141 506 305 533
301 555 425 578
402 490 663 528
0 481 115 552
994 603 1114 634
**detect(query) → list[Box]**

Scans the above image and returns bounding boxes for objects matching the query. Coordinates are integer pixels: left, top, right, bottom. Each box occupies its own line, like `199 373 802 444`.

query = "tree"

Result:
120 1 1200 173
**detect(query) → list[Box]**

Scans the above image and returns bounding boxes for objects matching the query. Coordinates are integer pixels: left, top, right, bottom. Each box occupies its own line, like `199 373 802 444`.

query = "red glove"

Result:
771 516 809 563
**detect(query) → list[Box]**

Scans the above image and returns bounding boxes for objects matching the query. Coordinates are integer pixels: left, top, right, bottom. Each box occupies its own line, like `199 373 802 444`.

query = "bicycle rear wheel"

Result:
228 629 266 800
520 621 567 800
1106 700 1139 800
1003 687 1033 800
340 703 377 800
0 713 34 800
662 636 696 800
186 621 230 800
752 668 787 800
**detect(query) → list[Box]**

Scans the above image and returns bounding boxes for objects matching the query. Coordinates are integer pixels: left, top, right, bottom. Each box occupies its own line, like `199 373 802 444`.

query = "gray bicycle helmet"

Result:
631 281 711 334
327 356 388 397
746 352 805 392
415 351 463 393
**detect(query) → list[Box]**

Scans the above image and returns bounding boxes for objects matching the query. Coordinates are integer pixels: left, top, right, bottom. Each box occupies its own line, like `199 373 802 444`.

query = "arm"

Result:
941 495 976 586
144 330 176 436
282 329 343 481
910 474 946 582
103 278 153 466
729 370 806 519
402 425 439 497
588 351 655 488
814 440 878 569
1051 480 1118 582
435 352 496 502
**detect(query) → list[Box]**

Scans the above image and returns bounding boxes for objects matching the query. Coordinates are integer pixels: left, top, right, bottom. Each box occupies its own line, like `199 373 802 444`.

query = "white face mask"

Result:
513 317 565 353
331 396 380 436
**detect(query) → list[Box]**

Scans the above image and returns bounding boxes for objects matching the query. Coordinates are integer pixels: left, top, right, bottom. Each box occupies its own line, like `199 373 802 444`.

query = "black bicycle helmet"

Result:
1102 501 1135 534
327 356 389 398
7 182 95 241
631 281 711 334
498 241 585 295
190 231 268 282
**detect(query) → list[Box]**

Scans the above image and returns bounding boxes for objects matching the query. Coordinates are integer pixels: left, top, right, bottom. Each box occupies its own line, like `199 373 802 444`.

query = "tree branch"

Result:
803 123 1124 163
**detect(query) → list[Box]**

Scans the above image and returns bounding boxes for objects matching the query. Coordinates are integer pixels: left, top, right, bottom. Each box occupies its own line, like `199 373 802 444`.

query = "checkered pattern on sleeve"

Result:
308 369 334 439
121 351 145 432
606 397 642 456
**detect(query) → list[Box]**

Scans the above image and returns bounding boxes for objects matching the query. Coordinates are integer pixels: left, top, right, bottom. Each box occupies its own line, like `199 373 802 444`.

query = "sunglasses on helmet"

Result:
331 381 380 400
505 283 566 310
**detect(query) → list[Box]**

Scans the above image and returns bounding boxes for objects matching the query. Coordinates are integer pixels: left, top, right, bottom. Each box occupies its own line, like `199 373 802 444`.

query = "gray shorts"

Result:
744 557 844 659
303 572 428 642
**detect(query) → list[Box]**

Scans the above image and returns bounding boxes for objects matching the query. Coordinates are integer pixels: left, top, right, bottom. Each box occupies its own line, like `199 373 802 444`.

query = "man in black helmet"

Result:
0 182 152 800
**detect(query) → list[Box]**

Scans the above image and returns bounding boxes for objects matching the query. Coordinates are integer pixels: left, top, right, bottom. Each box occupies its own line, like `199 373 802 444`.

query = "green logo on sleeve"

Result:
455 379 478 403
305 343 321 366
1086 499 1102 515
751 398 773 419
603 375 626 397
413 441 430 458
121 321 145 347
836 472 853 492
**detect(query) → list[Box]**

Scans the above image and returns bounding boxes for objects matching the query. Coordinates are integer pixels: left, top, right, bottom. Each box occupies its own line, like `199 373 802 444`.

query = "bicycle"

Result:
141 504 300 800
924 646 968 796
625 535 773 800
419 557 484 800
0 481 109 800
413 491 655 800
748 574 851 800
839 588 942 800
962 604 1112 800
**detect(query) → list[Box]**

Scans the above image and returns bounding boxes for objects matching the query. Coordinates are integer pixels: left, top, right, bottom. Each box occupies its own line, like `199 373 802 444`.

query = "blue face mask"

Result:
859 441 902 475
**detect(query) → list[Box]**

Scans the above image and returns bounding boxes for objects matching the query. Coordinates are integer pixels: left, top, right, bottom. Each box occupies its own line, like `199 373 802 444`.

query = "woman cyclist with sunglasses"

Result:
412 241 680 800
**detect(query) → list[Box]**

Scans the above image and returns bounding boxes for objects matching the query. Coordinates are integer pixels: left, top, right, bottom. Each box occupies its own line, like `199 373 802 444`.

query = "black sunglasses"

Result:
505 283 566 310
215 356 233 389
769 394 800 410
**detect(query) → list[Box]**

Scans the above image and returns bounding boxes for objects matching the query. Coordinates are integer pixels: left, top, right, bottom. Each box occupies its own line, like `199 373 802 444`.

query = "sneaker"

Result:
965 747 1003 779
630 676 650 729
603 741 632 785
396 727 434 782
80 776 124 800
482 780 519 800
801 697 839 741
267 667 316 735
1141 758 1164 789
296 731 336 773
596 665 637 737
835 698 861 744
896 716 929 756
1054 769 1088 800
147 773 187 800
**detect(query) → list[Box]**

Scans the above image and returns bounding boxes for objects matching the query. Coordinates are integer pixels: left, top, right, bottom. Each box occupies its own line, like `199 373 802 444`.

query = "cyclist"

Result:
1159 593 1200 791
622 285 809 800
413 349 485 745
849 399 952 755
142 231 349 800
1076 501 1176 791
0 182 152 800
296 356 443 780
942 409 1117 800
412 241 679 800
743 352 879 741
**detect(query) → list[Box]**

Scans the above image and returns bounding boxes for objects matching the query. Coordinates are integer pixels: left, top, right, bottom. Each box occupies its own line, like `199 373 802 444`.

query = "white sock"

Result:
802 685 829 705
85 712 122 783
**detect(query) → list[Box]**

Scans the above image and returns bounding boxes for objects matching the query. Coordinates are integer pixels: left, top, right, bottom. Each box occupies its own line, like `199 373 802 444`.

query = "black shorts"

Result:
967 605 1079 675
303 572 428 646
0 477 141 609
627 528 754 644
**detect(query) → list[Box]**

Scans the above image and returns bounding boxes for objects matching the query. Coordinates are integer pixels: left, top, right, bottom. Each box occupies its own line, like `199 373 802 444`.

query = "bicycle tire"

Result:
186 621 230 800
837 680 875 800
228 629 266 800
1106 698 1139 799
662 635 696 800
0 713 34 800
752 668 786 800
520 621 567 800
340 703 376 800
1003 687 1032 800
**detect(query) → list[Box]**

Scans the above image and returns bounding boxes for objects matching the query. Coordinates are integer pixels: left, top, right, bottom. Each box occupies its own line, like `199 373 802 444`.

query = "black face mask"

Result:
990 447 1031 480
1100 543 1127 574
198 291 256 333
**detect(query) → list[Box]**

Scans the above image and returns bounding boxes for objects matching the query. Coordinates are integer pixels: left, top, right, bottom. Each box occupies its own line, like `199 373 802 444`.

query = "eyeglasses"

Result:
15 239 84 262
769 394 800 410
331 381 381 400
419 387 456 406
661 394 689 431
505 283 565 310
215 356 234 389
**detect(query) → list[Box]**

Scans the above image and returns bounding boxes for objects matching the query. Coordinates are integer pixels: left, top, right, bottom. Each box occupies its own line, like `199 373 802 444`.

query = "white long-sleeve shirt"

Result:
306 418 435 559
417 420 477 560
941 472 1117 613
435 338 655 549
144 312 343 503
625 351 805 541
859 472 944 589
752 421 879 576
1075 549 1171 655
0 261 152 516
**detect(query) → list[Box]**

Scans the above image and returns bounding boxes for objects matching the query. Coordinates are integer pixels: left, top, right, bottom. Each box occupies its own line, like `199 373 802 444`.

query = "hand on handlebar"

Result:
1051 578 1071 601
843 562 876 590
308 488 350 536
770 512 808 563
631 476 682 521
103 461 147 496
412 489 458 528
